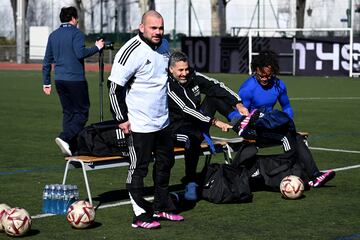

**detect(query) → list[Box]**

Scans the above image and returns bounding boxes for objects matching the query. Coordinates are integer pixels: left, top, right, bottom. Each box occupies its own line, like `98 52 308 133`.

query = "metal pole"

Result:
248 30 253 75
257 0 260 31
188 0 191 36
51 0 54 31
263 0 265 28
100 0 103 34
16 0 26 63
173 0 177 48
99 50 104 122
349 0 354 77
292 37 296 76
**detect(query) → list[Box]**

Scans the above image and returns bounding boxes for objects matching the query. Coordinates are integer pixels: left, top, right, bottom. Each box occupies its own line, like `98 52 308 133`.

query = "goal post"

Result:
247 28 356 77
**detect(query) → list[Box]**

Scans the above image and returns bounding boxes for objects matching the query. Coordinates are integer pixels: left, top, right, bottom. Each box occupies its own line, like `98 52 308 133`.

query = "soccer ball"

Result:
2 207 32 237
0 203 11 232
280 175 305 199
66 200 95 229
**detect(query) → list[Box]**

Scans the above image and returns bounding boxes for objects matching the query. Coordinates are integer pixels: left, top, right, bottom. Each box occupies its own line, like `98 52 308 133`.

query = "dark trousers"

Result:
200 96 235 121
255 110 320 178
173 126 203 184
126 126 176 218
55 80 89 150
172 96 235 184
257 130 320 178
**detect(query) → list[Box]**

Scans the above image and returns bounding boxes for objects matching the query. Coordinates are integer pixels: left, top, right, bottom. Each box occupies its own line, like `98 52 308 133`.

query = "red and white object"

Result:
0 203 11 232
66 200 95 229
2 207 32 237
280 175 305 199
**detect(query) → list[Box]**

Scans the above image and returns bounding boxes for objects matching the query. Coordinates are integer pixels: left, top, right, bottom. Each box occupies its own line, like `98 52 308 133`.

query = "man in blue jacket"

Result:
42 6 104 156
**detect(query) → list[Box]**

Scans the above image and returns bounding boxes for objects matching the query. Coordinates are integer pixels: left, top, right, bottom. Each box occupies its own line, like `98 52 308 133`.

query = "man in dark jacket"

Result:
42 6 104 156
167 51 257 200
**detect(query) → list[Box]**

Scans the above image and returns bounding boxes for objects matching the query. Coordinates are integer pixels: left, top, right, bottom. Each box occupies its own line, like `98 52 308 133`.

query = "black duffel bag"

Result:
76 120 129 157
201 163 253 204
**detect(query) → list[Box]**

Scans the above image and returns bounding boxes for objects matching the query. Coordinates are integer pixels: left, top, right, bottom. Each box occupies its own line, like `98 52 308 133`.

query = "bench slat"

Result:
65 141 229 164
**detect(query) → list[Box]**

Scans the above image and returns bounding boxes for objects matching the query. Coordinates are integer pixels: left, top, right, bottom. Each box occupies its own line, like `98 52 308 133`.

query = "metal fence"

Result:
0 45 17 62
0 45 117 64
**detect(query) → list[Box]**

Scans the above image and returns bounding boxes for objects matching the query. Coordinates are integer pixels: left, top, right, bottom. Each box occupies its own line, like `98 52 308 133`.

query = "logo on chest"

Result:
192 85 200 97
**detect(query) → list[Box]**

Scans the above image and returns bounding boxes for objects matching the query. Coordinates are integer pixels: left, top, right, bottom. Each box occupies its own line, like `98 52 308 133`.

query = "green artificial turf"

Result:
0 69 359 239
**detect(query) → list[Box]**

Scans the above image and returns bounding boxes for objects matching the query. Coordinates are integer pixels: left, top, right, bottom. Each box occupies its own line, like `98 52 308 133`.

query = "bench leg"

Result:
62 160 93 205
205 155 212 165
62 160 71 185
222 143 234 164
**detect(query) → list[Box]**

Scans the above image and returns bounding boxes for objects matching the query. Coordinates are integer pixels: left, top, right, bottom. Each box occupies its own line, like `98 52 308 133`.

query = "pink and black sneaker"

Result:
308 170 336 188
232 109 260 137
131 220 161 229
153 212 184 221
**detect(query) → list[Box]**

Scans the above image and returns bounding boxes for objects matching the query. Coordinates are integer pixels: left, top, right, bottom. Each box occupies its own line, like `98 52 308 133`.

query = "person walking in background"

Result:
108 10 184 229
42 6 104 156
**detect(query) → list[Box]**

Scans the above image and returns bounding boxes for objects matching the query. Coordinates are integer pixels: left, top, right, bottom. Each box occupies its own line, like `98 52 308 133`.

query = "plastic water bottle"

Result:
42 185 50 213
57 185 65 214
49 184 56 214
62 185 69 215
73 185 79 201
55 184 62 214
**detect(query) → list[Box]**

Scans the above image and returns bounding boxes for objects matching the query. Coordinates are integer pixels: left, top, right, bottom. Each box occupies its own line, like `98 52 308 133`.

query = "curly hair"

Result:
251 50 279 75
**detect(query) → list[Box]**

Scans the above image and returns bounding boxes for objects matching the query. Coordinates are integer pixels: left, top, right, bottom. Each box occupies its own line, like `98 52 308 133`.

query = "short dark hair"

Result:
251 50 279 75
169 51 188 68
59 6 78 23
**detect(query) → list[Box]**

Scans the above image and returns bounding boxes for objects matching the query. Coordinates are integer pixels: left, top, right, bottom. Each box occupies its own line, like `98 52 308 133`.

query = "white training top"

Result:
108 35 170 133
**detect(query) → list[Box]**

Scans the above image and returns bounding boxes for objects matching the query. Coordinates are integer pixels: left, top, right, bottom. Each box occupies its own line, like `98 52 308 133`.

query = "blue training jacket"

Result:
229 75 294 120
42 23 99 85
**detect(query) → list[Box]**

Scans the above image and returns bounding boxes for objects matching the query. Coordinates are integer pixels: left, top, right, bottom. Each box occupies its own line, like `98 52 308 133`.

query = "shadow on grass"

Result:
92 183 198 213
24 229 40 237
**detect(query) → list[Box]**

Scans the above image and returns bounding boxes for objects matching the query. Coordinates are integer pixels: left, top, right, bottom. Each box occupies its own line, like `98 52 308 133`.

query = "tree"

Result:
10 0 29 37
296 0 306 37
26 0 50 26
210 0 230 36
139 0 155 15
73 0 86 33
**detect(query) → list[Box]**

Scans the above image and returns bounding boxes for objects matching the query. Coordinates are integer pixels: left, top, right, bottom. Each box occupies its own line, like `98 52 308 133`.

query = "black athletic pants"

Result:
257 130 320 178
173 96 235 184
126 126 176 219
173 125 203 184
200 96 235 121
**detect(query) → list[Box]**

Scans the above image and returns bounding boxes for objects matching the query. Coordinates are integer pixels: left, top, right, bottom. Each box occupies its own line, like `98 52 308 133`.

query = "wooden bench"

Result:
62 133 308 205
62 140 237 205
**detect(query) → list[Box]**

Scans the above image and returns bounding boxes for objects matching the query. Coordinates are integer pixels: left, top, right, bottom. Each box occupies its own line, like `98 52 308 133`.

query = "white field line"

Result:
290 97 360 100
31 146 360 220
31 196 154 219
331 164 360 172
309 147 360 154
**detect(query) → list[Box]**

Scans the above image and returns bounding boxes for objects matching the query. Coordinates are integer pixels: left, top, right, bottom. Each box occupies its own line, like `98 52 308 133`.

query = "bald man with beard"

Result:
108 10 184 229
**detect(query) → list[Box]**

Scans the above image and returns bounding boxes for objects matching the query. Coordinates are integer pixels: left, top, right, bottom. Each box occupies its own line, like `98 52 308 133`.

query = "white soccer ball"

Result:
66 200 95 229
2 207 32 237
0 203 11 232
280 175 305 199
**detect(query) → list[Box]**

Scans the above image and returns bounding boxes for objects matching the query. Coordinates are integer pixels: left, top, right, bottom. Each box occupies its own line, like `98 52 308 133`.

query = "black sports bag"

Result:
76 120 129 157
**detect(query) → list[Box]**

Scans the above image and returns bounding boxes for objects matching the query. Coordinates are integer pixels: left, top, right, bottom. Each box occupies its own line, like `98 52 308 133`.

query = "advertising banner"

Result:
181 36 360 76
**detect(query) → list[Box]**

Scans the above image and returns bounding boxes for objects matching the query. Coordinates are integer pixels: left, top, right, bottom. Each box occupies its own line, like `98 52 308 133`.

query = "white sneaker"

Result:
55 137 72 156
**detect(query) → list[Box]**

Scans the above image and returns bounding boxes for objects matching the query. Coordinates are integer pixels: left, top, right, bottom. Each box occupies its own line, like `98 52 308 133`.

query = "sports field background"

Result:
0 69 360 239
